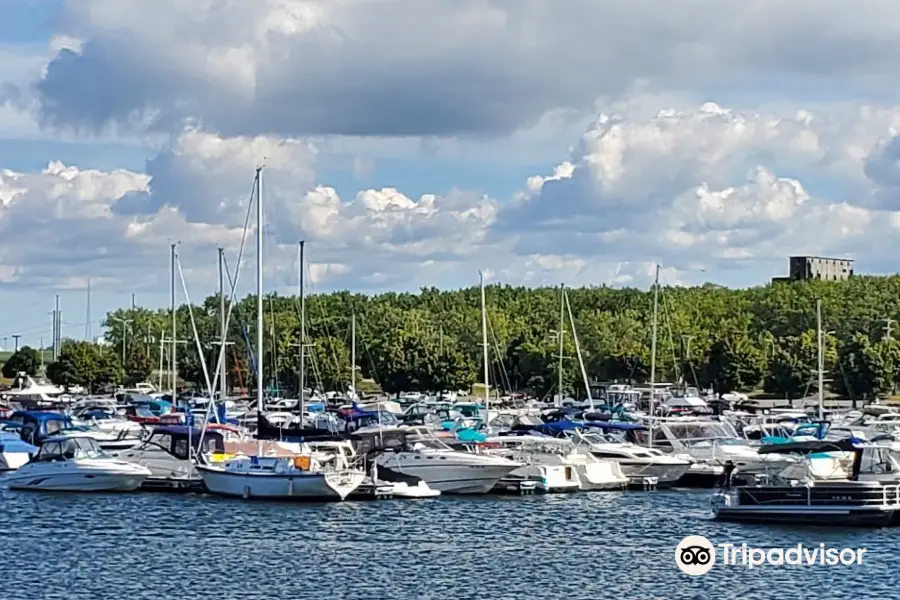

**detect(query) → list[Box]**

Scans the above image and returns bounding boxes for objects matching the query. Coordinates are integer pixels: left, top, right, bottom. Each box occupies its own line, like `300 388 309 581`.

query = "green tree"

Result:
2 346 41 378
46 341 123 392
124 345 154 385
832 333 892 398
704 335 765 394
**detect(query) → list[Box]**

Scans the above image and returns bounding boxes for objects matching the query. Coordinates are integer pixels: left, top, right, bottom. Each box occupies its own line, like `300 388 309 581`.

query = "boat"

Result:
0 423 37 470
473 435 583 493
375 430 522 494
712 438 900 527
4 434 151 492
107 425 226 491
196 451 365 501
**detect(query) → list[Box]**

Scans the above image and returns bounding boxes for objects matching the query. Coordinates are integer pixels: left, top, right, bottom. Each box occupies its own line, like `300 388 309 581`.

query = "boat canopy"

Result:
758 437 864 455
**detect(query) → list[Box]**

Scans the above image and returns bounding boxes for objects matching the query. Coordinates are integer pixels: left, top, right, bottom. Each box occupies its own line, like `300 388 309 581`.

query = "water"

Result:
1 485 895 600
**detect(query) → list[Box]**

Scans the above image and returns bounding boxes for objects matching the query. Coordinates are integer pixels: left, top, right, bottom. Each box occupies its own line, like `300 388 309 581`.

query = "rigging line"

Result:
304 272 344 391
195 169 258 447
661 288 681 383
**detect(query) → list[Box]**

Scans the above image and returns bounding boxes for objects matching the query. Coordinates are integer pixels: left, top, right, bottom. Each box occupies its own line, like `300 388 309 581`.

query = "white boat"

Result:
5 434 151 491
480 435 582 493
376 433 521 494
0 426 37 470
196 453 365 501
1 375 69 407
567 428 691 487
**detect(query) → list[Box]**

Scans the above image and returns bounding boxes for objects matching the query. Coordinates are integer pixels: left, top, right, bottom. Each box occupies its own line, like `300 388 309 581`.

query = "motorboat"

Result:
196 440 366 501
641 418 797 486
0 423 37 470
4 434 151 491
1 375 69 408
107 425 227 491
566 425 691 487
713 438 900 527
373 429 522 494
72 407 147 441
474 435 583 493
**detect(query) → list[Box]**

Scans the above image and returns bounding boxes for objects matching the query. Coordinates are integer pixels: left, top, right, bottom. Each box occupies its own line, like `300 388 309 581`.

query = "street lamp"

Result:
112 317 133 365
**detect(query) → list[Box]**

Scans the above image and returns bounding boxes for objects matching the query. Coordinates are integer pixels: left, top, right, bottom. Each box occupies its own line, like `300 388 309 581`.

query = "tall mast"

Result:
298 240 305 416
351 312 357 397
479 271 490 429
218 247 227 400
170 243 177 401
256 167 264 413
649 264 659 446
564 289 593 410
558 283 565 407
817 298 824 421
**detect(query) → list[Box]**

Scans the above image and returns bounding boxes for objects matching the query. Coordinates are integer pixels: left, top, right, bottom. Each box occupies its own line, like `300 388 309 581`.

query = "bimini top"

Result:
12 410 69 422
757 437 864 455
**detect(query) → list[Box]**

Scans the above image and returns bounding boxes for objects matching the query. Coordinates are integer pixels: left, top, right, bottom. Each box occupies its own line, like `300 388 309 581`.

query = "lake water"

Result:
1 484 896 600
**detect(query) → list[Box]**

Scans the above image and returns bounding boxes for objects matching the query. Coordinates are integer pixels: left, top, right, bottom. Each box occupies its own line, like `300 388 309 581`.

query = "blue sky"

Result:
2 1 900 350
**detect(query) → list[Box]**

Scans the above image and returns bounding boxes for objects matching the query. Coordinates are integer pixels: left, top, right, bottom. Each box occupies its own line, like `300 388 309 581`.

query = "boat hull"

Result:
380 463 519 494
619 462 690 487
197 465 364 501
714 505 900 527
6 468 148 491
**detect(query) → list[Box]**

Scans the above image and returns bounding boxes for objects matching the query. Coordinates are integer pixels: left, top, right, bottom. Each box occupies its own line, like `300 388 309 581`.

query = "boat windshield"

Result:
408 436 452 452
35 437 104 461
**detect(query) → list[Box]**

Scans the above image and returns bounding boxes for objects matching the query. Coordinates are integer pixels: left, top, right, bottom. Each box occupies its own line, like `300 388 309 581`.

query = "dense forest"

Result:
17 276 900 399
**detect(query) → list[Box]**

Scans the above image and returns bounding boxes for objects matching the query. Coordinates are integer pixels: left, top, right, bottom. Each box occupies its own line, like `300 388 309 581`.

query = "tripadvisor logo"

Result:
674 536 868 575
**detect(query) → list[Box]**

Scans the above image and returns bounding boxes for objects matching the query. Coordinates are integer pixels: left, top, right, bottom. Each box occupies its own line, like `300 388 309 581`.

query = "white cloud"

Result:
499 100 900 285
29 0 900 140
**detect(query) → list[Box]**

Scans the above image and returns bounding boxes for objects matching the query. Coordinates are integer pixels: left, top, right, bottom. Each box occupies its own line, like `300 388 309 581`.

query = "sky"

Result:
3 0 900 350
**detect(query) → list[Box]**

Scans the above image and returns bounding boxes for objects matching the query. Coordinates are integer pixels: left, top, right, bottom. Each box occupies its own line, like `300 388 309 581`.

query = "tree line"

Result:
7 275 900 399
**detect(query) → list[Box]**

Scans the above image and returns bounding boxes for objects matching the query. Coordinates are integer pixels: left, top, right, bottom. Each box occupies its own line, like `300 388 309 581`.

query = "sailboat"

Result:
197 168 365 501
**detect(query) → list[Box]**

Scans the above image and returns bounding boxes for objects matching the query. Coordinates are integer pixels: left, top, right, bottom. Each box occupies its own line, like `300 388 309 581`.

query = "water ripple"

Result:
0 482 894 600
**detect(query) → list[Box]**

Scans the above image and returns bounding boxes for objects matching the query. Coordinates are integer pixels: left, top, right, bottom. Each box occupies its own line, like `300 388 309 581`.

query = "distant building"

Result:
789 256 853 281
772 256 855 284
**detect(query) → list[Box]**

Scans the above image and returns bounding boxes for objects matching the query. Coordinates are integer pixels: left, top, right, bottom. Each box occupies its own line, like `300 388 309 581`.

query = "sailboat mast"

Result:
649 264 659 445
218 247 227 400
256 167 264 413
558 283 565 407
479 271 490 426
170 243 177 402
817 298 824 420
298 240 305 416
564 290 593 410
351 312 356 396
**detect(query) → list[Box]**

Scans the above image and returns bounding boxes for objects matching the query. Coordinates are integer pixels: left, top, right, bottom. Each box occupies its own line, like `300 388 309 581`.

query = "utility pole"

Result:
85 279 92 341
131 293 136 310
54 294 61 360
11 334 20 353
112 317 133 366
39 336 44 372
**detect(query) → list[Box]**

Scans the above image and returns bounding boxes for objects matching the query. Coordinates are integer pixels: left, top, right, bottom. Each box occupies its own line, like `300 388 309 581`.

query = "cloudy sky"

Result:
2 0 900 348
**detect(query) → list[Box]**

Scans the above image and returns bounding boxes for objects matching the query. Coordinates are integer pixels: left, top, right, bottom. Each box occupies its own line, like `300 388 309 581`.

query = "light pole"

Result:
112 317 133 365
11 334 21 353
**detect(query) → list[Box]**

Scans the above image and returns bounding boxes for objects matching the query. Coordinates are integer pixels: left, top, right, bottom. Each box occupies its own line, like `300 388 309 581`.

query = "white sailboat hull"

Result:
618 461 691 485
197 465 365 501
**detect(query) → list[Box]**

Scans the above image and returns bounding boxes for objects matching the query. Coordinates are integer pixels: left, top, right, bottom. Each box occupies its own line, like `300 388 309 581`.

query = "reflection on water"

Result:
0 483 894 600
